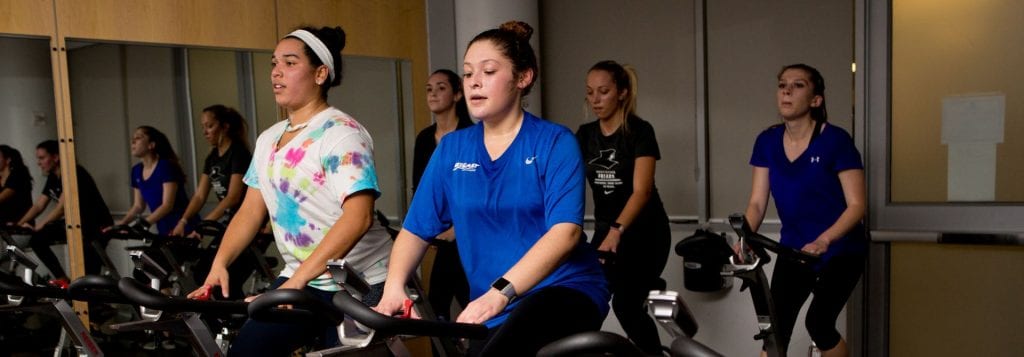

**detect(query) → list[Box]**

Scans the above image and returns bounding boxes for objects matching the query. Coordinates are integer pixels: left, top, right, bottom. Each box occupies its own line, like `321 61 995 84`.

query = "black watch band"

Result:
491 277 517 302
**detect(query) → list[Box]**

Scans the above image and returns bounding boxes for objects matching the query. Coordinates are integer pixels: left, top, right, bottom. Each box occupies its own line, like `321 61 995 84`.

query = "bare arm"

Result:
203 174 245 221
597 156 656 253
179 174 211 223
0 187 14 205
188 187 266 298
116 188 146 226
278 191 376 289
374 228 431 317
32 192 66 230
744 166 771 233
143 181 179 225
457 222 581 324
16 194 49 226
803 169 866 254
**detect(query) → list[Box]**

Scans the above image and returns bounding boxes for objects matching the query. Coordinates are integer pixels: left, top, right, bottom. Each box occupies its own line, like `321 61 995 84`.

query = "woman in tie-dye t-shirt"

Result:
188 25 392 355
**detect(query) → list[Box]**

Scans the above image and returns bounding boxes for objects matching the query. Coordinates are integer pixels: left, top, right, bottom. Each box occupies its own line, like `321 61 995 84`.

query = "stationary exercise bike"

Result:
539 213 819 357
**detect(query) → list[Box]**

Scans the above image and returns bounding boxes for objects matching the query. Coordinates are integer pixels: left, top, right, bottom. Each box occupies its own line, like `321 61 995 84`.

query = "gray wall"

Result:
0 37 58 181
542 0 698 220
707 0 855 219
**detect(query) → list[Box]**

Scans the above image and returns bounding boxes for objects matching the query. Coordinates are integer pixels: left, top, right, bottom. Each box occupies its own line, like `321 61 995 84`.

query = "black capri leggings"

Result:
769 254 864 353
468 286 604 356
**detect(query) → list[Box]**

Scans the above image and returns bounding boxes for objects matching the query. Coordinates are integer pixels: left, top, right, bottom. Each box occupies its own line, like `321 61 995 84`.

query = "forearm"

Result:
203 198 236 221
818 203 866 243
382 231 430 294
181 194 207 222
146 204 174 224
744 201 767 233
210 210 262 270
0 188 14 204
39 206 65 226
501 223 580 296
18 205 43 226
613 190 651 229
117 205 143 225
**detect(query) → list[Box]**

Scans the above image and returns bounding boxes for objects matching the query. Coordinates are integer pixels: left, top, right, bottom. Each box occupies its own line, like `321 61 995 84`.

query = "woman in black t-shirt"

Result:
415 69 474 325
173 105 253 299
575 60 671 355
173 105 252 237
0 145 33 224
15 140 113 287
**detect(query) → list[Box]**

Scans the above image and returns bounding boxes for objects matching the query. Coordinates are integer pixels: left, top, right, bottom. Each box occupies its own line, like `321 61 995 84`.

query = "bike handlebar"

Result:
536 331 646 357
0 271 65 299
332 291 488 340
67 274 133 304
193 220 226 237
246 288 344 326
117 277 248 315
728 213 820 265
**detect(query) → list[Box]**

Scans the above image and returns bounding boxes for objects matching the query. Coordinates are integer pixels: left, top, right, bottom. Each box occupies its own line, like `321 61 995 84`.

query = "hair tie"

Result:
286 29 335 82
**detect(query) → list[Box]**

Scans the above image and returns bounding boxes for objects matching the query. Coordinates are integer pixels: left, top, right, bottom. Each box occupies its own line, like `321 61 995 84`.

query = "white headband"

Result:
286 29 336 82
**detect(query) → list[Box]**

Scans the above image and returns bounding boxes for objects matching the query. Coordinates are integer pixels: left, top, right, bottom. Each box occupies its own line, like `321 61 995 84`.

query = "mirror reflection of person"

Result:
114 126 195 235
0 145 34 225
575 60 671 355
745 64 866 357
375 21 609 356
188 26 393 356
173 105 252 237
417 69 473 326
15 140 113 287
172 105 254 300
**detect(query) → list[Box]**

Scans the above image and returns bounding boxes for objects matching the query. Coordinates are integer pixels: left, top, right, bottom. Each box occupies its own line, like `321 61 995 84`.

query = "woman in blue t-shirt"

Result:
375 21 610 356
116 125 194 235
745 64 866 357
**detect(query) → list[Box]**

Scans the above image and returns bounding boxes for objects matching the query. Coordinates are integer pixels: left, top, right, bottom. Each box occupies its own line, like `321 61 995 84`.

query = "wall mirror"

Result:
64 40 411 275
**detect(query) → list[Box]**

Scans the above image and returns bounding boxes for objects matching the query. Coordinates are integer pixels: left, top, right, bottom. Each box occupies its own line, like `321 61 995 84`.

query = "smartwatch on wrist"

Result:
491 277 517 302
610 222 624 233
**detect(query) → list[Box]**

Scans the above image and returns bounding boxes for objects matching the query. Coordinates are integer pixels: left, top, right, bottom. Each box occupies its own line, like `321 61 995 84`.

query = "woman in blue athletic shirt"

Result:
376 20 609 356
115 126 194 235
745 64 866 357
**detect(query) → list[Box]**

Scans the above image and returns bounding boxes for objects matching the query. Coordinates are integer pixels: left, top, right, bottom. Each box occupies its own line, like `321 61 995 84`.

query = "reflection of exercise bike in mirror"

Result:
104 221 202 296
191 219 279 298
539 213 819 357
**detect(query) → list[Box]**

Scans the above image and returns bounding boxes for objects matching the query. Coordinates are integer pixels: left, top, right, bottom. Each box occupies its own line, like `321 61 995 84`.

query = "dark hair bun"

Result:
499 21 533 42
317 26 346 52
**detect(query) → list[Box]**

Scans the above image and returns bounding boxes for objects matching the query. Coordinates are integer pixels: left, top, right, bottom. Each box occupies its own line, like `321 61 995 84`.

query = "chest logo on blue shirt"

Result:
810 156 821 163
588 149 619 170
524 156 536 165
453 162 480 172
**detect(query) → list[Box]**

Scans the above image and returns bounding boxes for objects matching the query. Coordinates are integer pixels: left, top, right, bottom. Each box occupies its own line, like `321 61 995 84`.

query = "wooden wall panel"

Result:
277 0 431 129
890 242 1024 356
54 0 277 50
0 0 55 37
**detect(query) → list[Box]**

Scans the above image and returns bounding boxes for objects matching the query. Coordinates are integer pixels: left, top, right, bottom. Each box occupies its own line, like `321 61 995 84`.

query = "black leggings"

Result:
593 220 671 355
769 254 864 353
468 287 604 356
28 221 105 280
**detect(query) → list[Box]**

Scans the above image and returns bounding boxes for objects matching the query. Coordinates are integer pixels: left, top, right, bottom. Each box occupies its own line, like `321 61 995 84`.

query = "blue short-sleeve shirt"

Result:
404 111 610 328
750 123 866 261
